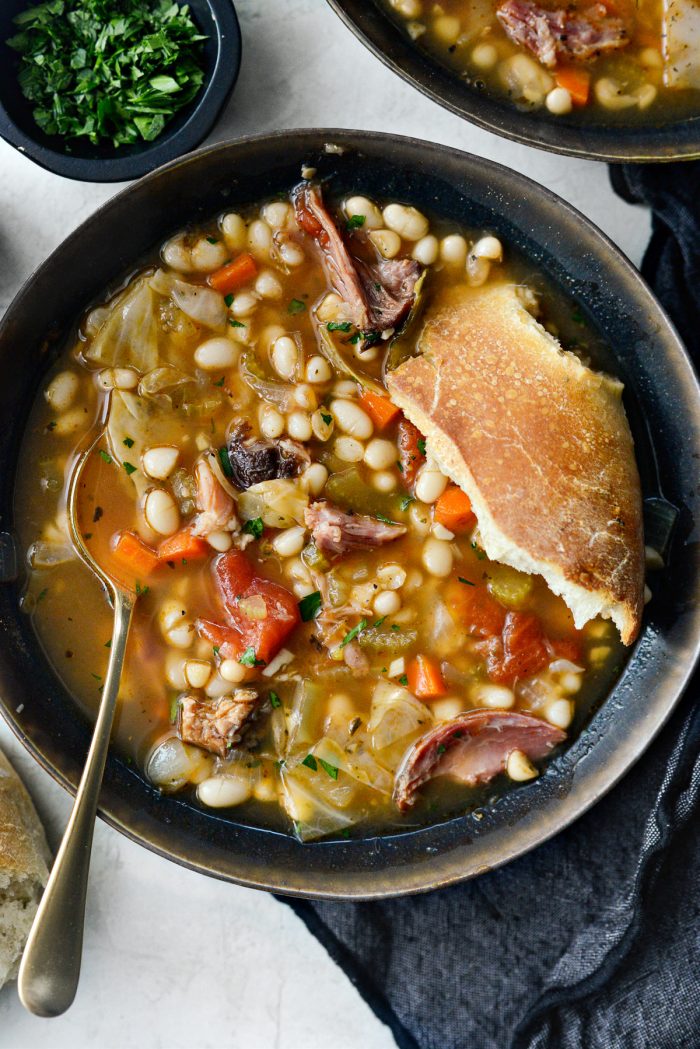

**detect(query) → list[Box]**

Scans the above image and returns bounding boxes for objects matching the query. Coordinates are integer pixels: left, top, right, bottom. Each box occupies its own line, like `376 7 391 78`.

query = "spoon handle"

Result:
18 589 134 1017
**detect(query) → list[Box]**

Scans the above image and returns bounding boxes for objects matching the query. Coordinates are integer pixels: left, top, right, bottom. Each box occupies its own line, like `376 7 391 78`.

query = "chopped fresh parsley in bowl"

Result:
0 0 241 180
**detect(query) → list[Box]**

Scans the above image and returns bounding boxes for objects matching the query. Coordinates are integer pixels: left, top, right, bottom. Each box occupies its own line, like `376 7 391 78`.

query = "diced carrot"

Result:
407 655 448 699
359 390 401 430
158 530 210 563
208 253 258 295
555 66 591 107
434 485 477 533
112 530 160 578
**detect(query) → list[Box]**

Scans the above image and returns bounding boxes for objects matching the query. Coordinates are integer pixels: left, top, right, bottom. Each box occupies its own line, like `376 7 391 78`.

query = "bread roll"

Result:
0 747 50 987
386 280 644 644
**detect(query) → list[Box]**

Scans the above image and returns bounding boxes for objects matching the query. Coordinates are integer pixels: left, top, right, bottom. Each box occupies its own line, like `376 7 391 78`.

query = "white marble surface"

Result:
0 1 650 1046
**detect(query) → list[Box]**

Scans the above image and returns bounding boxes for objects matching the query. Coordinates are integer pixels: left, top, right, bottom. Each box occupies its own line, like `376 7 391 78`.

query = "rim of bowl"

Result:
0 0 241 183
1 129 700 898
326 0 700 163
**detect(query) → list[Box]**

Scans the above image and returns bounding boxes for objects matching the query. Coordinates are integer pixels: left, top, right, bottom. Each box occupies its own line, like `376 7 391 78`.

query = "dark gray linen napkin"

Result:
281 164 700 1049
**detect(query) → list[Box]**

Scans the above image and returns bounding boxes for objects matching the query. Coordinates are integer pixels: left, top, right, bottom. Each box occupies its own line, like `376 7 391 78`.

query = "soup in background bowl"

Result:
1 131 698 896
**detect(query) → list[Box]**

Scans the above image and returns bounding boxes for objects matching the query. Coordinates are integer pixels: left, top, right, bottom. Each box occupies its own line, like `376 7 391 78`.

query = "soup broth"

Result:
384 0 700 121
16 183 625 841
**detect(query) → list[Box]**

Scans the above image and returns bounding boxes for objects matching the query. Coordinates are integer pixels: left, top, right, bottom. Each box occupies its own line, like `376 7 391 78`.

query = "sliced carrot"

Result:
555 66 591 107
158 530 210 563
434 484 477 533
359 390 401 430
208 253 258 295
407 655 448 699
112 530 160 577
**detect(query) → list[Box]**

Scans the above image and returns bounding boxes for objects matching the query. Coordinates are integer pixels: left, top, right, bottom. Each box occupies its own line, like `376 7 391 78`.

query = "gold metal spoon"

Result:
19 422 138 1017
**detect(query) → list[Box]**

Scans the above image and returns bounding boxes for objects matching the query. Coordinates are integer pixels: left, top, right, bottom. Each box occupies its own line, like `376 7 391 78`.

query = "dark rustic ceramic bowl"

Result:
1 130 699 899
327 0 700 163
0 0 241 182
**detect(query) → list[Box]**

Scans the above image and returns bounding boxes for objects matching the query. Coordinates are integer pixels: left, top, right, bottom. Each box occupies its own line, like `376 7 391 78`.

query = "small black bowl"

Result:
0 0 241 182
327 0 700 163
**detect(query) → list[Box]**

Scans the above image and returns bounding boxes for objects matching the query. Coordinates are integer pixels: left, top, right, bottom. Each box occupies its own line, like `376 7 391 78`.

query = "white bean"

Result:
54 408 88 435
506 750 538 781
373 590 401 616
191 237 227 272
331 399 373 439
409 502 431 536
433 697 465 720
440 234 468 266
377 564 406 590
332 379 359 397
466 255 491 287
293 384 318 411
546 87 573 115
262 201 292 228
382 203 429 241
369 229 401 259
167 622 195 650
194 336 238 371
142 446 179 480
471 235 503 261
184 659 212 690
471 42 498 70
415 467 448 504
45 371 79 412
364 438 397 471
434 14 460 43
198 775 251 808
207 530 233 552
272 525 306 558
165 651 187 690
255 269 283 300
279 240 305 267
144 488 180 536
471 682 515 709
335 436 365 462
306 355 332 383
546 699 573 729
205 673 232 698
311 408 334 441
287 411 312 441
260 405 285 439
412 234 439 265
373 471 397 493
97 368 139 391
221 213 247 251
271 336 299 380
220 658 249 683
247 219 273 256
390 0 422 15
422 537 454 577
300 462 328 495
231 291 259 318
595 77 637 111
162 236 192 272
432 522 455 541
345 195 383 230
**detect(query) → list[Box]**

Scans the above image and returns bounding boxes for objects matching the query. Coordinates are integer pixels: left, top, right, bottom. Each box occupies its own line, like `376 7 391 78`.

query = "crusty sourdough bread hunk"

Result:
0 747 50 987
386 281 644 644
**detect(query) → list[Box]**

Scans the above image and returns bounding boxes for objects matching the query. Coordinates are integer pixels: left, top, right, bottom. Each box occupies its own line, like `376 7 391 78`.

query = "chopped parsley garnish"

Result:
339 618 368 648
224 293 234 307
123 461 137 476
458 576 475 586
212 645 220 657
376 513 397 525
398 674 408 686
213 376 225 387
437 744 447 755
417 438 427 456
46 420 56 431
572 307 585 325
269 691 282 709
104 639 111 648
288 298 306 315
206 236 218 245
218 445 233 478
135 581 149 596
318 758 339 780
239 646 265 667
122 436 135 448
302 753 318 772
390 624 401 632
327 321 352 333
243 517 264 539
93 506 103 523
320 411 333 425
98 449 113 464
400 496 415 511
349 716 362 735
8 0 207 149
373 616 387 629
37 587 48 603
169 695 180 723
229 318 245 328
471 541 487 561
349 332 362 344
298 590 322 622
346 214 366 230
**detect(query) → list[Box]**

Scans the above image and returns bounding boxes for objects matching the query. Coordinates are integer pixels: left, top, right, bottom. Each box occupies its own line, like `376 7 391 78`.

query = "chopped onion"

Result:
549 658 585 674
27 540 75 568
262 648 294 678
239 594 268 621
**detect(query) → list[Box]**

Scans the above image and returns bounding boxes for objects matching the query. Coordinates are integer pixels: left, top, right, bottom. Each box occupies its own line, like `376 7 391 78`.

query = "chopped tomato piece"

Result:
206 550 301 665
434 485 477 533
158 530 210 563
446 580 506 638
359 390 401 430
487 611 549 684
547 636 584 665
407 655 448 699
208 253 258 295
112 530 160 578
554 66 591 106
397 418 426 491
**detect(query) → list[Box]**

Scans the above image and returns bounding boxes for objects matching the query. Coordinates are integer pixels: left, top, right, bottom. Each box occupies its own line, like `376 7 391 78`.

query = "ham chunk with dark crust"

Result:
227 423 310 490
305 500 407 559
178 689 259 757
393 710 565 811
496 0 630 67
293 183 421 333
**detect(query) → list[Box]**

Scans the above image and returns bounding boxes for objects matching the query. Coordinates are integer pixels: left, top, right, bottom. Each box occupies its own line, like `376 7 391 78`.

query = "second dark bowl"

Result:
327 0 700 163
